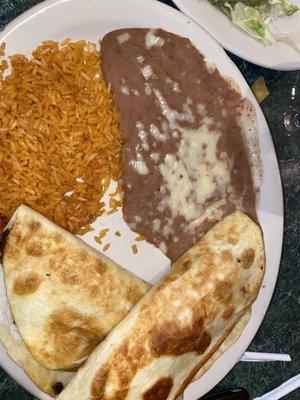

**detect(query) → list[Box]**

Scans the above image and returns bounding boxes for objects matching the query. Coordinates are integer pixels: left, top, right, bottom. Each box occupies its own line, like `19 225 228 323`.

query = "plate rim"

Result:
0 0 284 399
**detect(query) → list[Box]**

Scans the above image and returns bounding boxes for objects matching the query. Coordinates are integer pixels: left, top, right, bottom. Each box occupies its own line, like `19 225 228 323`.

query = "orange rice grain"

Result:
0 39 123 232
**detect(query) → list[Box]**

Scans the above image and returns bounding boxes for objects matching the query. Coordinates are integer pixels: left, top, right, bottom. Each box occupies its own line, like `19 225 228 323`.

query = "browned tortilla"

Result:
57 211 265 400
2 205 149 371
101 28 256 262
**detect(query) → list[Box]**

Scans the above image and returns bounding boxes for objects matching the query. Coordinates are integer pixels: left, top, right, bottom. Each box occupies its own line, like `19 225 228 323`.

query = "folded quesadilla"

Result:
1 205 149 371
58 211 265 400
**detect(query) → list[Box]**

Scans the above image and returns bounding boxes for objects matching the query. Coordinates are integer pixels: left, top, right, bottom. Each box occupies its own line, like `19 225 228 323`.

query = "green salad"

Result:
209 0 299 45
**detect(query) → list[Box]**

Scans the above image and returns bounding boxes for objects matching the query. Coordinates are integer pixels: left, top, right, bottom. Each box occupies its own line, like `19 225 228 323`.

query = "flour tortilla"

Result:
1 205 149 371
0 323 74 396
0 263 74 397
175 309 251 400
58 211 265 400
0 277 251 398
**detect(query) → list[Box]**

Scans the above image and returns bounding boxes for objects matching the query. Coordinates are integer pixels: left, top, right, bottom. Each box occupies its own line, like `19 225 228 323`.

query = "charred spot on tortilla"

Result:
53 382 64 395
94 260 107 275
101 28 260 262
52 232 63 243
46 308 103 364
149 319 212 356
143 377 173 400
223 305 235 320
221 250 234 263
28 220 41 232
26 241 44 257
13 272 41 296
182 259 192 270
59 264 82 285
240 248 255 269
0 213 6 231
75 248 89 262
0 228 10 262
214 281 233 305
227 236 238 245
241 286 247 294
91 367 108 398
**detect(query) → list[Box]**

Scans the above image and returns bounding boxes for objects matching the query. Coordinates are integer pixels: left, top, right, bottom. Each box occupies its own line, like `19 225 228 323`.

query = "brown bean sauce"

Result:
101 28 256 262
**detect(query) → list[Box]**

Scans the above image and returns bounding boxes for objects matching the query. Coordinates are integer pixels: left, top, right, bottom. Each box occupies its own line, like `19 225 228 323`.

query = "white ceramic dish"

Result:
0 0 283 399
173 0 300 70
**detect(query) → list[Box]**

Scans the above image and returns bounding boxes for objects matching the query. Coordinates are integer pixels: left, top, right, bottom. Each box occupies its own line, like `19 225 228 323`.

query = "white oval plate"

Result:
173 0 300 70
0 0 283 399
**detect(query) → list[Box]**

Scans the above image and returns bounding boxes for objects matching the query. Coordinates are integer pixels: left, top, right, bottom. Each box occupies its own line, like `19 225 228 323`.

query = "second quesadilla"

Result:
58 211 265 400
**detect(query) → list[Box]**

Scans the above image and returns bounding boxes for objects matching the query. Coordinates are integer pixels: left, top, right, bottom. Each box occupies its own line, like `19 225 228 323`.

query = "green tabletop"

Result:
0 1 299 399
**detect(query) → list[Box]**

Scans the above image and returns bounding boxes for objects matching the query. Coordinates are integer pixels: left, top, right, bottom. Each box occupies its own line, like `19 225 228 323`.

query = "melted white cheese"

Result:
159 126 231 221
159 241 167 254
153 88 195 125
136 122 149 152
130 153 149 175
152 219 161 233
144 83 152 96
152 89 231 224
137 55 145 64
141 65 153 80
145 29 165 49
117 32 131 44
150 124 168 142
162 220 175 238
150 152 160 163
197 103 214 125
166 77 180 92
161 121 168 133
197 103 206 116
187 199 228 230
120 86 129 95
136 121 144 129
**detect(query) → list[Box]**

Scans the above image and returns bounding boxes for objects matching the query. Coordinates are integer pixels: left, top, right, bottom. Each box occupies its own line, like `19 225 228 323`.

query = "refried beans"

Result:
101 28 257 262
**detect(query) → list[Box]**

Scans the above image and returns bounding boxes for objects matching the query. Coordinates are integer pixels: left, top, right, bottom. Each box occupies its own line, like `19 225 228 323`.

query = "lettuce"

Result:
210 0 299 46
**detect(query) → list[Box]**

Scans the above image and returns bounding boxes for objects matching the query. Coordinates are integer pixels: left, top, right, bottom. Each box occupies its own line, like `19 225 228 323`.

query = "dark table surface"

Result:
0 1 299 399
